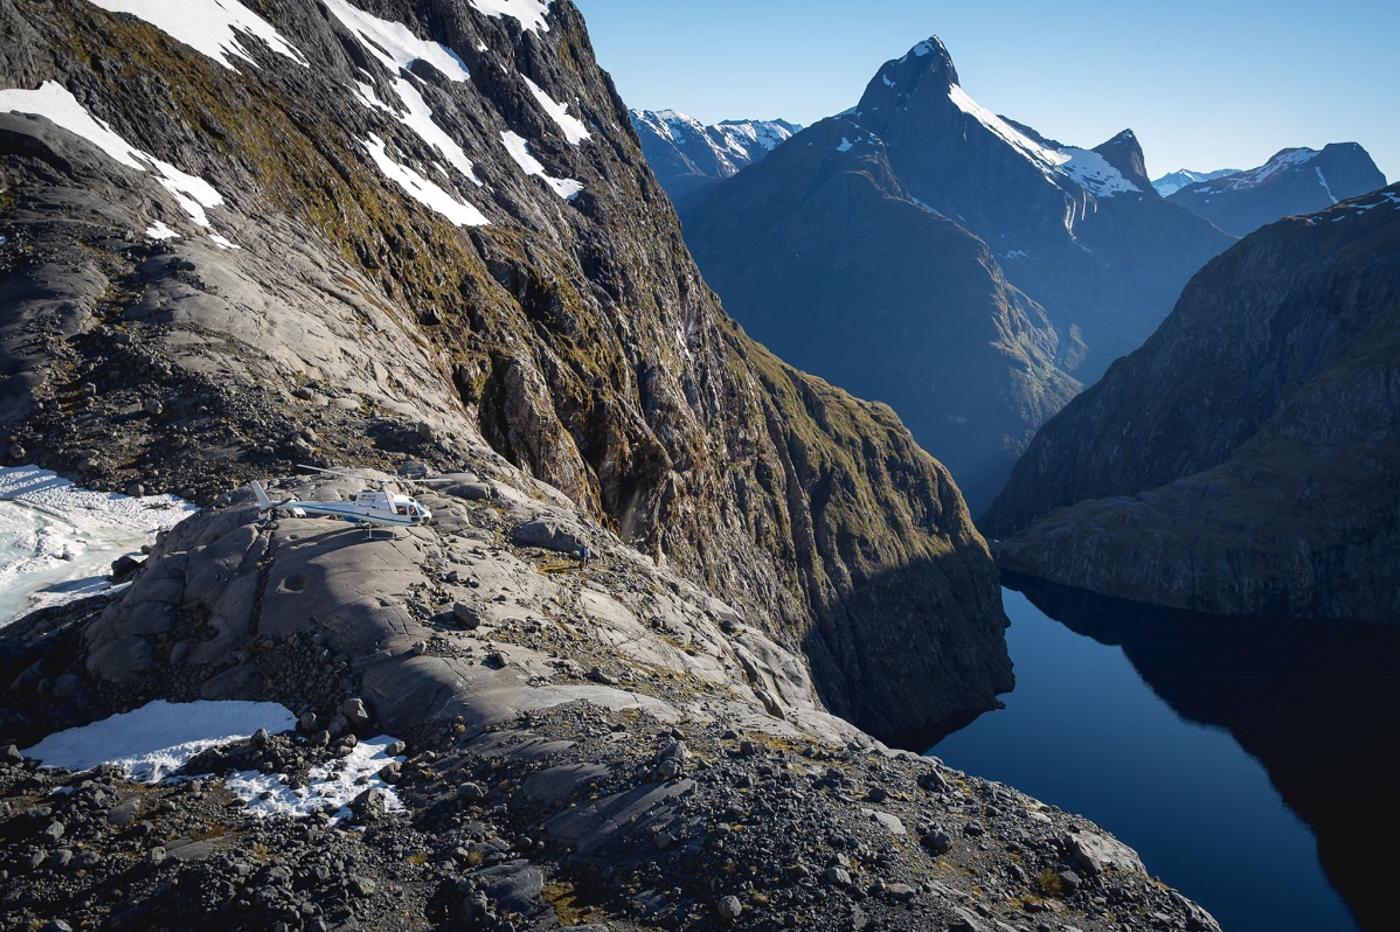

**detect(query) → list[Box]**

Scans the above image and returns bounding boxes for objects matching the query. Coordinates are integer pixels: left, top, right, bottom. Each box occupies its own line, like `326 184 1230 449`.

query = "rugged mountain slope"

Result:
630 108 799 207
681 116 1081 512
0 0 1013 740
0 5 1226 927
1151 168 1237 198
1167 143 1387 236
681 37 1230 512
985 185 1400 620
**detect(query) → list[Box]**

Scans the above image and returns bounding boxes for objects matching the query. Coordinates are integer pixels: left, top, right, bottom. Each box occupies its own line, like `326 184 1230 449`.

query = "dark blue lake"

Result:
930 579 1399 932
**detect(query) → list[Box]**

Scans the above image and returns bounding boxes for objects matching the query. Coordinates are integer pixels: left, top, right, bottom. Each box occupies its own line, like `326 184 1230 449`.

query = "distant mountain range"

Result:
670 38 1233 511
1152 168 1239 198
1163 144 1387 236
987 183 1400 621
630 109 801 206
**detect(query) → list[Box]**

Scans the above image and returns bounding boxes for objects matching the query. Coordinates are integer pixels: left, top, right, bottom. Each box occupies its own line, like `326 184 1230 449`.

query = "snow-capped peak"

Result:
631 109 801 179
1195 148 1320 193
1152 168 1238 197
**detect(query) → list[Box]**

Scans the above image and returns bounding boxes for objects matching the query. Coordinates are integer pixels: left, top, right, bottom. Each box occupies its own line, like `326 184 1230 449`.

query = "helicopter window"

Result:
395 504 407 515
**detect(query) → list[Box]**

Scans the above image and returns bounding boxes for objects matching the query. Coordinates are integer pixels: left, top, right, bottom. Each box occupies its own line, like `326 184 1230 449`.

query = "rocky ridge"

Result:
0 464 1219 930
0 0 1009 741
985 184 1400 620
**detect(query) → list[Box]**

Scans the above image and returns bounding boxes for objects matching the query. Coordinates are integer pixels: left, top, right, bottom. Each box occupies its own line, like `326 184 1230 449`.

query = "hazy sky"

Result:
574 0 1397 181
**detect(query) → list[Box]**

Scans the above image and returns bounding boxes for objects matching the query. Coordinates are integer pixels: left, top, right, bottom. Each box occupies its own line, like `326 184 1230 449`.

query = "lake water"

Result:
931 579 1398 932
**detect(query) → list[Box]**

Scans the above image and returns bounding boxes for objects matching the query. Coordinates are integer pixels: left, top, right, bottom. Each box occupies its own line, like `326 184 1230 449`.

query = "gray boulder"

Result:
510 519 588 555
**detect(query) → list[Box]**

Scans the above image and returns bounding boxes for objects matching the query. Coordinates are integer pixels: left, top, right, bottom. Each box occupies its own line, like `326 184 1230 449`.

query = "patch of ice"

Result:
882 74 895 88
0 465 196 624
363 134 489 225
226 736 406 823
523 75 590 144
469 0 553 33
208 233 240 249
89 0 308 71
836 137 853 153
500 130 582 199
145 220 179 240
0 82 228 229
23 700 296 782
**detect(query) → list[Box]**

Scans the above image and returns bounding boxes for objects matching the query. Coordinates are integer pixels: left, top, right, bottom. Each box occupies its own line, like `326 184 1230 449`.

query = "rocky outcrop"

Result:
984 185 1400 620
630 109 799 207
0 0 1008 739
1167 143 1387 236
0 465 1218 930
679 37 1232 512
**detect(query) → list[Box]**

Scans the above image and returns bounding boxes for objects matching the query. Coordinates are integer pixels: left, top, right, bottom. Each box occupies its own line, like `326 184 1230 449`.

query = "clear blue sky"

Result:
574 0 1397 181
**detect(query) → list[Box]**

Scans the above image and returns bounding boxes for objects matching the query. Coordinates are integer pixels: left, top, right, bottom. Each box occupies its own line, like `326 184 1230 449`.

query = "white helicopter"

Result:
250 465 438 531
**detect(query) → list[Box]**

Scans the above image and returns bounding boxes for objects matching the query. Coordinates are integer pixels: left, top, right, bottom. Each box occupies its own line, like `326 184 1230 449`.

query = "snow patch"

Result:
948 83 1069 177
326 0 481 185
1059 147 1140 196
322 0 468 80
500 130 582 199
0 81 229 230
226 736 406 823
523 75 590 144
145 221 179 240
363 134 489 226
89 0 308 71
23 700 296 782
947 83 1139 197
0 465 195 624
836 137 853 153
209 233 241 249
1199 148 1319 193
1315 166 1338 204
469 0 553 33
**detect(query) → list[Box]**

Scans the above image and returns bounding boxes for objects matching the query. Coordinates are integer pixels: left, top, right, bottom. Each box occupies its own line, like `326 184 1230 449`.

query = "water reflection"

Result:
1000 574 1398 932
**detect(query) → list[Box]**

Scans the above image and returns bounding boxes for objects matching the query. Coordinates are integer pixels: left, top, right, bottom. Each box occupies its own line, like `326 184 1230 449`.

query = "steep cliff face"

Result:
0 0 1009 737
985 185 1400 621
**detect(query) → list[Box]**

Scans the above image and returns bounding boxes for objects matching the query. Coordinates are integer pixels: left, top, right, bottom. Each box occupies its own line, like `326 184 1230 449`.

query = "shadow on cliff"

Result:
799 552 1015 754
1003 572 1400 932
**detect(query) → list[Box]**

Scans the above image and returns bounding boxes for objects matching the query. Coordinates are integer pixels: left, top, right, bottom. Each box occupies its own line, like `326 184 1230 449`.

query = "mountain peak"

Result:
1093 128 1153 193
857 35 958 113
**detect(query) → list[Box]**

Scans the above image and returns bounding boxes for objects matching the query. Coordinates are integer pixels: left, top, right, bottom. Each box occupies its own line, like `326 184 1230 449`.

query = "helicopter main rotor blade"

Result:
296 464 373 480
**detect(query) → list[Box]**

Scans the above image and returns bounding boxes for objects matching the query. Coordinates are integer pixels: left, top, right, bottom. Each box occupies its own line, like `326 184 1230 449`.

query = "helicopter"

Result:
249 465 439 532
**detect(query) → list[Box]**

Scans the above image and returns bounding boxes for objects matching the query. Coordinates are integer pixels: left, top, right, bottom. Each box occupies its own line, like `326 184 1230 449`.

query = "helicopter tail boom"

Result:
250 480 274 509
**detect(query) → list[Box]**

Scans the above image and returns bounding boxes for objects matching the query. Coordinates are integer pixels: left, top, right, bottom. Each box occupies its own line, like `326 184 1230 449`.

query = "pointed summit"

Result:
1093 129 1153 193
857 36 958 115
